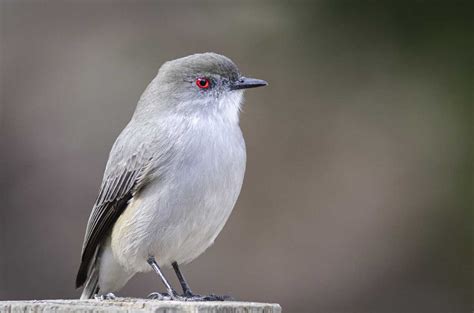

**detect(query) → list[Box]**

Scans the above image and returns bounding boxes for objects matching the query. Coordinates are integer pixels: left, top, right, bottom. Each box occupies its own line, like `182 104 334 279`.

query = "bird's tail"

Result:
80 263 99 300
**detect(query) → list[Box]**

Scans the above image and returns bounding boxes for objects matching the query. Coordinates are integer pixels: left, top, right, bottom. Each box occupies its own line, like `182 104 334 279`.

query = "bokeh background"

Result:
0 1 472 312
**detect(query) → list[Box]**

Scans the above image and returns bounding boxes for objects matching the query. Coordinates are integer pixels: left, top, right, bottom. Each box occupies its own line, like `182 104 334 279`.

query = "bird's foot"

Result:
147 292 172 300
94 293 117 300
182 291 234 302
147 292 185 301
147 290 233 302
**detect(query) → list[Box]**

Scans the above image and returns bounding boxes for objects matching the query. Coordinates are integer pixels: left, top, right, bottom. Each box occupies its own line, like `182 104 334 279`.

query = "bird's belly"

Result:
111 131 245 272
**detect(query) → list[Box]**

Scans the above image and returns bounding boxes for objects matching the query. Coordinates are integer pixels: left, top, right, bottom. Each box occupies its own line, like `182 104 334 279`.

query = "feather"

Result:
75 148 154 288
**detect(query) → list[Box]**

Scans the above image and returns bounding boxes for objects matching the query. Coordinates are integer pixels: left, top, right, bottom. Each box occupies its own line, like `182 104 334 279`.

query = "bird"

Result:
75 52 267 301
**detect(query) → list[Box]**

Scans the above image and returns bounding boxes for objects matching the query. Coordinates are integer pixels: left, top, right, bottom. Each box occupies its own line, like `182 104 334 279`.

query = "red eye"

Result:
196 78 210 89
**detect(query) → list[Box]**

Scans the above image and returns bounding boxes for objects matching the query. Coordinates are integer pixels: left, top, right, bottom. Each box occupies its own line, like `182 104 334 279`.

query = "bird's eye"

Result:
196 77 210 89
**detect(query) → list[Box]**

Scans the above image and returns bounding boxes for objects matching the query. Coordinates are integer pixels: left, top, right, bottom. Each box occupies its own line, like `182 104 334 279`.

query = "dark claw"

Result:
182 293 234 302
147 290 233 302
205 294 234 301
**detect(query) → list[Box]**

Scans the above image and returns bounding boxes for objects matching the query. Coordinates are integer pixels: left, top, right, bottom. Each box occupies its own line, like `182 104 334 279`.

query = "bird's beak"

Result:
230 76 268 90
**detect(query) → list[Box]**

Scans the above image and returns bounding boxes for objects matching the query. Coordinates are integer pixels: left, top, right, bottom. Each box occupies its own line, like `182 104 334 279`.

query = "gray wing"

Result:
75 145 154 288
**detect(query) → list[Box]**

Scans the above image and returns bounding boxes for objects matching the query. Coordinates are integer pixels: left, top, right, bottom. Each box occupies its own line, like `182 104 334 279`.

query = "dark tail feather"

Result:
80 264 99 299
76 247 99 299
76 259 89 289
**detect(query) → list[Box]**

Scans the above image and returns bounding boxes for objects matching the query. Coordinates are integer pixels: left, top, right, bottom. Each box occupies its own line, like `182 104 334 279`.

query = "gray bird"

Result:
76 52 267 301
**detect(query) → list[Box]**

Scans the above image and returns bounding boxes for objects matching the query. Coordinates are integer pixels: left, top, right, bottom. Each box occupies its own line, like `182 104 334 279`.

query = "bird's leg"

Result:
172 261 195 297
171 261 234 302
147 256 181 300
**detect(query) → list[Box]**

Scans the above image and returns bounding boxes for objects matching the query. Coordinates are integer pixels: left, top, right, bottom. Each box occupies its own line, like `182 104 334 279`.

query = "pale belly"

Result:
110 129 246 273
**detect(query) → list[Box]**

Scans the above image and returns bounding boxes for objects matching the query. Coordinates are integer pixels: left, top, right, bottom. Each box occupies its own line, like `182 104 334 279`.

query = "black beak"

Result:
230 76 268 90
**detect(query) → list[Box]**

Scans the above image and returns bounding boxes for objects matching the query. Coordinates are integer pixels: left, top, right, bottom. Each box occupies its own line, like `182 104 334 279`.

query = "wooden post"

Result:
0 298 282 312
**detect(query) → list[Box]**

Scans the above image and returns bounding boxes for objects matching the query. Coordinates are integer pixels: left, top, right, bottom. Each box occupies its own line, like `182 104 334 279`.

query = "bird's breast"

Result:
170 120 247 220
158 120 246 264
111 119 246 270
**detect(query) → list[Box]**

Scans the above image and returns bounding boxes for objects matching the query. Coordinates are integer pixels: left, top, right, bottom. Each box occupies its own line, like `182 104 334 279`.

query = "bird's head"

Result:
140 52 267 122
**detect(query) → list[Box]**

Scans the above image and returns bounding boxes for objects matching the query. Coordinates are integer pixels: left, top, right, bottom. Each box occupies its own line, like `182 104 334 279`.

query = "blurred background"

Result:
0 1 472 312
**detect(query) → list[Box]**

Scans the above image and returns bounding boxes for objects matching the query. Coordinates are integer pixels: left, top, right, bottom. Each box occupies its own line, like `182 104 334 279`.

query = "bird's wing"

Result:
75 144 155 288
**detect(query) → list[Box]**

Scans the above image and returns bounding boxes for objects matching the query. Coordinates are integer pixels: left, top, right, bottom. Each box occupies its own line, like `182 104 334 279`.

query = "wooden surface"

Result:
0 298 282 313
